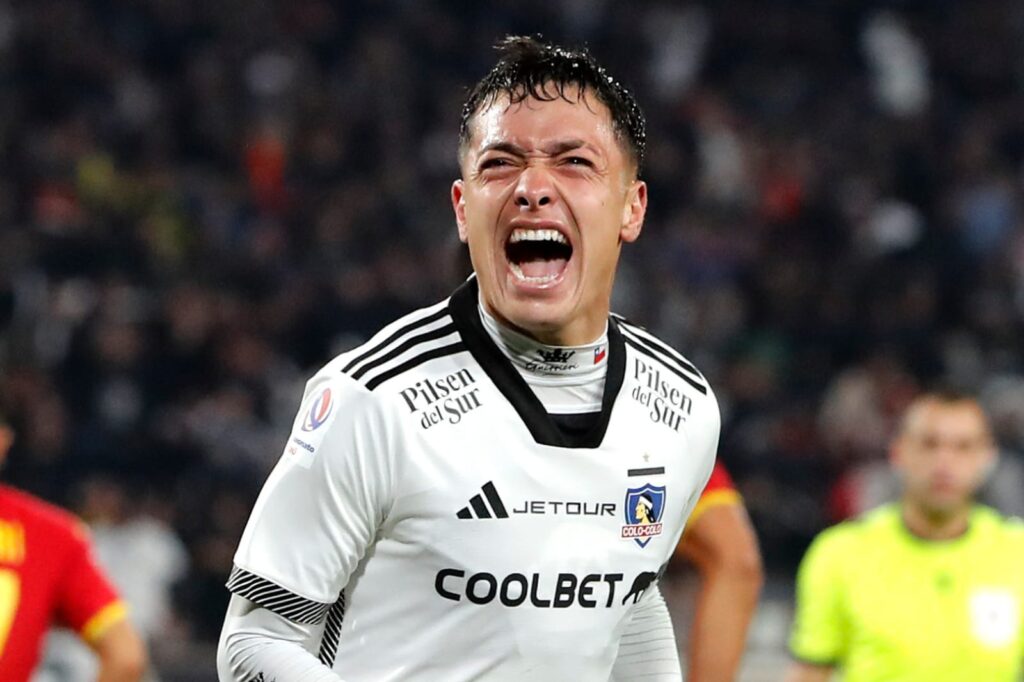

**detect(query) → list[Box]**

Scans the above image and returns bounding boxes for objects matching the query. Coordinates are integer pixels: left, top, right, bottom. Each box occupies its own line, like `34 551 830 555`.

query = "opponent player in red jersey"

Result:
674 462 763 682
0 416 147 681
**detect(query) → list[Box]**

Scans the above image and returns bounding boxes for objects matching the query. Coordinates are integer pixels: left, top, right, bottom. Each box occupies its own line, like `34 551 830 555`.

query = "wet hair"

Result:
459 35 646 175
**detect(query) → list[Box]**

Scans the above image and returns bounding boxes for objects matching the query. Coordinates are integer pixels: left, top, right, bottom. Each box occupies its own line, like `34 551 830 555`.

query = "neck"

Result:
478 301 608 379
901 498 972 541
481 301 607 347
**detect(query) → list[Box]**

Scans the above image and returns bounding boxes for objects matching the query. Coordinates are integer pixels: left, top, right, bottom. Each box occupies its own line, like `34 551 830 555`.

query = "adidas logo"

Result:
536 348 575 364
456 481 508 519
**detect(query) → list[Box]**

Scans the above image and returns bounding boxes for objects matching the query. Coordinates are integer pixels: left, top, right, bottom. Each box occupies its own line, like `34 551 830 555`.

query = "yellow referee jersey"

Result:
790 504 1024 681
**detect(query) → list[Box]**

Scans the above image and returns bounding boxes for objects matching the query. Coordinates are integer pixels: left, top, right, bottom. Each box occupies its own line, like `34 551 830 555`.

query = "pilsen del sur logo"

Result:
621 483 665 548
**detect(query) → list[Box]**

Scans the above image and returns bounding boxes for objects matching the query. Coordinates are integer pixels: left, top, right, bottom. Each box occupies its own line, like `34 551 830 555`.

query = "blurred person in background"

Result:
672 462 762 682
219 36 719 681
35 476 189 682
0 413 148 681
787 390 1024 682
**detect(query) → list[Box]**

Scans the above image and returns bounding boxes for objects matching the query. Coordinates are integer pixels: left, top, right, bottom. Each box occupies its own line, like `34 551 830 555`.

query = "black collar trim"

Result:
447 279 626 449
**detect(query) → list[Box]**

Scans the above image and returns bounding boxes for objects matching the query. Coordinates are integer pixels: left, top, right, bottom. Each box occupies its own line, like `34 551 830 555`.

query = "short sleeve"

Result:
54 523 125 643
789 528 849 666
686 462 742 530
230 374 395 622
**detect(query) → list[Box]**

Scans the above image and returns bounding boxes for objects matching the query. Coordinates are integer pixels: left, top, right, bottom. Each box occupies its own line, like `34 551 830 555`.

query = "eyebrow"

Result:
478 139 598 158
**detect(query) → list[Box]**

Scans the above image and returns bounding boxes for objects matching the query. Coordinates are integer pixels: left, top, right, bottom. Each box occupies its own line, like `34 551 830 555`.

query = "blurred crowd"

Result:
3 0 1024 675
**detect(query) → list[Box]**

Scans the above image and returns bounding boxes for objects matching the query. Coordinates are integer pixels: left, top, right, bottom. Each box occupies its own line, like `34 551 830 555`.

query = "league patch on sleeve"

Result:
282 384 339 469
302 387 335 432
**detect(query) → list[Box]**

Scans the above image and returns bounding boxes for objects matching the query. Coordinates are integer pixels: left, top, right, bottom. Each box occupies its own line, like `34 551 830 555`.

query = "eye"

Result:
563 156 594 168
480 157 513 170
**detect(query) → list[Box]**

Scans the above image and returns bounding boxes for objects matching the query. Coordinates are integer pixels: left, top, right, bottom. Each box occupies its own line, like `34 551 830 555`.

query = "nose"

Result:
514 166 556 209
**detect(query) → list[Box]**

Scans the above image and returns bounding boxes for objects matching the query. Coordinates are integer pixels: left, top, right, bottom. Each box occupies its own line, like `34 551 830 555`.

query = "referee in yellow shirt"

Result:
787 390 1024 682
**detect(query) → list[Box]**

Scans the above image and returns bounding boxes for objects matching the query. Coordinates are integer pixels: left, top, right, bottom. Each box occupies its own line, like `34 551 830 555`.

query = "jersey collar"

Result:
448 278 626 449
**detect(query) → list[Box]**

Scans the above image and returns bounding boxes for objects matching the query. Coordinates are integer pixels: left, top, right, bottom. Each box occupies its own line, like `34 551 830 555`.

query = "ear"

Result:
889 437 904 472
452 180 469 243
620 180 647 243
980 442 999 480
0 426 13 467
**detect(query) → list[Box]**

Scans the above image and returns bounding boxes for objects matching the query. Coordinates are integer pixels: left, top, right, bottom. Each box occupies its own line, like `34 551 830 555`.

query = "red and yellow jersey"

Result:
685 461 742 531
0 484 125 681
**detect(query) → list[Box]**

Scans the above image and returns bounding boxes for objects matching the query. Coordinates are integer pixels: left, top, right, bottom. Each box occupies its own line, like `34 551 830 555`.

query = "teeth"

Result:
509 262 560 283
509 228 568 245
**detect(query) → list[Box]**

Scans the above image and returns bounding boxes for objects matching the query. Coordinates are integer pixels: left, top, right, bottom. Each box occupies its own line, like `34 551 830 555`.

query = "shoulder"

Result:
286 297 468 450
612 314 717 419
326 297 465 394
0 485 86 545
972 505 1024 545
805 505 894 563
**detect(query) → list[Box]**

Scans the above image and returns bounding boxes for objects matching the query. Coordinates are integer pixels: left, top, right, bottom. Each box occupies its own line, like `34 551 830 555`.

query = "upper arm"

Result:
678 502 762 580
230 375 396 617
89 617 148 680
789 530 849 667
53 524 125 643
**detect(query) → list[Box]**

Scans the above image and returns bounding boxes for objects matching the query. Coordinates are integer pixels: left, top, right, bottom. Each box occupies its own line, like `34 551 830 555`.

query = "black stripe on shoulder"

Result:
364 341 468 391
318 590 346 667
624 337 707 395
341 307 450 374
617 324 706 387
226 565 332 625
350 323 457 380
615 317 705 381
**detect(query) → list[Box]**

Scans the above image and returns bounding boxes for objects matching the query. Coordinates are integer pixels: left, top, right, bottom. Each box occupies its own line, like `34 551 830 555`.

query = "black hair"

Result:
459 35 646 174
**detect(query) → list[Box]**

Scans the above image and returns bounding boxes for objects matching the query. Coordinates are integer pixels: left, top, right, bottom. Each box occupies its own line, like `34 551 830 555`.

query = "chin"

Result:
921 497 970 518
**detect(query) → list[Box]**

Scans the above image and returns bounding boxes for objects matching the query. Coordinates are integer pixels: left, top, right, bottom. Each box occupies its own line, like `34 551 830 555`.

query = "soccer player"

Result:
218 36 720 681
786 390 1024 682
674 462 763 682
0 415 147 681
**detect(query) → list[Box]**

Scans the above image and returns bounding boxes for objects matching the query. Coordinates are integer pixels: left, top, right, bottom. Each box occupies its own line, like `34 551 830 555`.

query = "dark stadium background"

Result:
2 1 1024 679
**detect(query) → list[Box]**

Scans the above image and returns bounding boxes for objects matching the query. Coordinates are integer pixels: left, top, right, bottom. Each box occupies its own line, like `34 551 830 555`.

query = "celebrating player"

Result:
786 390 1024 682
218 36 720 681
0 415 147 681
674 462 763 682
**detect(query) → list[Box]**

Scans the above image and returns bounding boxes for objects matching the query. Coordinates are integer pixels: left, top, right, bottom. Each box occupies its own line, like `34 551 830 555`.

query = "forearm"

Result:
611 587 682 681
218 595 343 682
686 567 761 682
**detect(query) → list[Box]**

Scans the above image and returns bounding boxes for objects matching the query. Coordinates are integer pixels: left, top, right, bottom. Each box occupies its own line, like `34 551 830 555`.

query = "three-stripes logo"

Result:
456 481 508 519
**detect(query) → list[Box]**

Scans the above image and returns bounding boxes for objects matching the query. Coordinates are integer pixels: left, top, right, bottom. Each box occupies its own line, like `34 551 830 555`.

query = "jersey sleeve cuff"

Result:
226 564 334 625
788 647 839 668
685 488 742 530
80 600 129 643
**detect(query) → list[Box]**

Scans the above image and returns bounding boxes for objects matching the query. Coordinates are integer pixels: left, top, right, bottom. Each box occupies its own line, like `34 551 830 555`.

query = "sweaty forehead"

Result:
466 91 619 155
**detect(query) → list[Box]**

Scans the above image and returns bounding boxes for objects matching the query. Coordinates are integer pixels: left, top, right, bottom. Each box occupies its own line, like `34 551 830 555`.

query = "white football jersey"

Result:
229 279 719 681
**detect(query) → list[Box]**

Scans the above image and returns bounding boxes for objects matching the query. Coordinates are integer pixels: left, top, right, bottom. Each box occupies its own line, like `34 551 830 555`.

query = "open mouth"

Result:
505 228 573 284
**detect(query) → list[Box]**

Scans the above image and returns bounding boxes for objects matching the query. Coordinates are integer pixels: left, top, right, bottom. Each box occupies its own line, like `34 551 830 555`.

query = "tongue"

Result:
519 257 567 279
